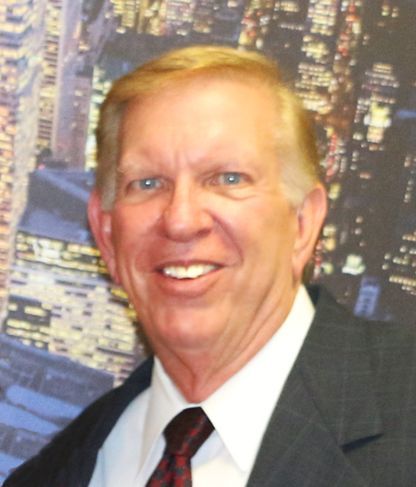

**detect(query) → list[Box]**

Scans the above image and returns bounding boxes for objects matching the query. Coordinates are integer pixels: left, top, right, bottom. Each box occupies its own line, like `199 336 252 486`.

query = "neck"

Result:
154 289 298 402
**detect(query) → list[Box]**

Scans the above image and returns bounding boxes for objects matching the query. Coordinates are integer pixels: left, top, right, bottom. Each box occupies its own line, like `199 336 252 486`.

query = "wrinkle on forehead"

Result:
118 78 282 172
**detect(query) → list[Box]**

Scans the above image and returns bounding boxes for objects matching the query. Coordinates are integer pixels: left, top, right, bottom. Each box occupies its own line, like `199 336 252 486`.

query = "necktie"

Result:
146 407 214 487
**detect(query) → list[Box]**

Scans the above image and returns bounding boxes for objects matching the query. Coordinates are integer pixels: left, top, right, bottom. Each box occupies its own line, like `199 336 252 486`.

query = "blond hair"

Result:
96 45 321 209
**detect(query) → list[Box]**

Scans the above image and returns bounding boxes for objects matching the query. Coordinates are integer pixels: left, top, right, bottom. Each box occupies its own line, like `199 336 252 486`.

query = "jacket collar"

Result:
247 286 382 486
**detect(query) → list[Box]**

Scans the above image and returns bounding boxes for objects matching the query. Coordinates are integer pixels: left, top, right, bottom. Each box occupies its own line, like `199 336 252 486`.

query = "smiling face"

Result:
89 77 326 394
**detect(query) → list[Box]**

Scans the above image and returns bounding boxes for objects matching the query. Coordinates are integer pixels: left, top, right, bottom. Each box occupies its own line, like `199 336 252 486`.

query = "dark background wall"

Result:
0 0 415 479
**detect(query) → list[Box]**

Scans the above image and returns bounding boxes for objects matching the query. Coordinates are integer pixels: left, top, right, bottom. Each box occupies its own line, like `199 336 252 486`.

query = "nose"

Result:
161 181 213 241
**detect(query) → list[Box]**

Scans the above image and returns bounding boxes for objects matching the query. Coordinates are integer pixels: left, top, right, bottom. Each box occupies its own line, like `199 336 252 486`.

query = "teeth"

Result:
162 264 217 279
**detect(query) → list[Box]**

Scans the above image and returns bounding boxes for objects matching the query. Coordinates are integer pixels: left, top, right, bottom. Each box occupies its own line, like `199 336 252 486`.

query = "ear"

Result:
88 189 120 284
292 184 328 282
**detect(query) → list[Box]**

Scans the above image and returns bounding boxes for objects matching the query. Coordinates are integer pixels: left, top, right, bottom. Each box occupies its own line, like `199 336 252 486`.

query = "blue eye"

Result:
219 172 242 185
137 178 161 190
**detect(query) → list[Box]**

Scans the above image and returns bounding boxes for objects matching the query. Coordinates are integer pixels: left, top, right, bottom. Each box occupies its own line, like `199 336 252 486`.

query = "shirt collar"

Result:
141 357 190 467
141 285 314 473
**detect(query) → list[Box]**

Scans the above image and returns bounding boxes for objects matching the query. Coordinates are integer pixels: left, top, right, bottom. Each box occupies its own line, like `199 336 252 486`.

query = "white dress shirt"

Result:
89 285 314 487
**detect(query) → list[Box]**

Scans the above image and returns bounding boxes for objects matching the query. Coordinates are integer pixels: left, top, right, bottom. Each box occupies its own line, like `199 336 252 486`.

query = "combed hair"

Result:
96 45 321 209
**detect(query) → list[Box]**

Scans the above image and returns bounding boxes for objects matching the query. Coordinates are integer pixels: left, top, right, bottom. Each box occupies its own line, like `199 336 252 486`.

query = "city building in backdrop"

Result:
0 0 415 475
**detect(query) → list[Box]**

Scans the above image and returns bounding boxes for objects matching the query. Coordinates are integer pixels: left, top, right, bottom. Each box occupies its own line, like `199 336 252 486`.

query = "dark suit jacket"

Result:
4 287 416 486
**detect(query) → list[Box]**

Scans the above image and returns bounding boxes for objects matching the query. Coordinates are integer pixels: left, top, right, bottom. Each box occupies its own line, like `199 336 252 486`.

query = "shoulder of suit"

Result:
3 357 154 486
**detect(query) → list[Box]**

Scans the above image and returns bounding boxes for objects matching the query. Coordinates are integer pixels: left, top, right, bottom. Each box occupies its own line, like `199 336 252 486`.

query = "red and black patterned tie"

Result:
146 407 214 487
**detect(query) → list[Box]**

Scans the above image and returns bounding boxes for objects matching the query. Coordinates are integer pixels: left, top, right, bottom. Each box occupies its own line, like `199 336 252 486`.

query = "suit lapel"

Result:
247 288 382 487
61 357 154 487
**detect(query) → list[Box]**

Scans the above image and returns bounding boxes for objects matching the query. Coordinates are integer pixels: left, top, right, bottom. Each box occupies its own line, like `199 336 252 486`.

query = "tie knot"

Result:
164 407 214 458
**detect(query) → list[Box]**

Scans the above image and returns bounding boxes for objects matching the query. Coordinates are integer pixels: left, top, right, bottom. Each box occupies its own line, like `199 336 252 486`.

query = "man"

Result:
5 46 416 486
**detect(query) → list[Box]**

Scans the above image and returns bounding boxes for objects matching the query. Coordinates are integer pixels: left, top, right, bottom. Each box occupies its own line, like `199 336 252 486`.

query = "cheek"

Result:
231 198 295 243
111 206 157 265
113 202 162 238
248 204 298 264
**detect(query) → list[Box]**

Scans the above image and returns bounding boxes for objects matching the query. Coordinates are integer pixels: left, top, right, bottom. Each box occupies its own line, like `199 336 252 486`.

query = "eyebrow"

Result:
116 155 147 174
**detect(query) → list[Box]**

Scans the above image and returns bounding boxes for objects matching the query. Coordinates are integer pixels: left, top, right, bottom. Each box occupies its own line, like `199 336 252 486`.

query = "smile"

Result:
161 264 218 279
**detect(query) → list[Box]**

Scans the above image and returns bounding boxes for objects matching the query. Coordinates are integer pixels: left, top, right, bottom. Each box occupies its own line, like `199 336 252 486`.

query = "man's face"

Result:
93 78 319 364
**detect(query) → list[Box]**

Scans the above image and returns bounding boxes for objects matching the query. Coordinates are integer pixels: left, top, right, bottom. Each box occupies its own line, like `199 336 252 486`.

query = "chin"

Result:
152 316 221 352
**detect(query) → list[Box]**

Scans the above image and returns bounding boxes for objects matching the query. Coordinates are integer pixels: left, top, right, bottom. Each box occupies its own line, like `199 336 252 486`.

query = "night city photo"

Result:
0 0 415 479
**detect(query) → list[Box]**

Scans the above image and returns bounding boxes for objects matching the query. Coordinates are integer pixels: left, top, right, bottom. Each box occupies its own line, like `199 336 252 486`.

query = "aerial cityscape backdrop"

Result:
0 0 415 479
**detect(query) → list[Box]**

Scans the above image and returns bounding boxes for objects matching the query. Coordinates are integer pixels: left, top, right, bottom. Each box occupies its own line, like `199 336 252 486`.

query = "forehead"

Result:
119 78 279 151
